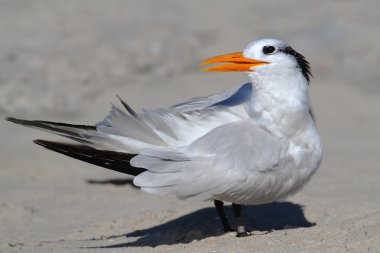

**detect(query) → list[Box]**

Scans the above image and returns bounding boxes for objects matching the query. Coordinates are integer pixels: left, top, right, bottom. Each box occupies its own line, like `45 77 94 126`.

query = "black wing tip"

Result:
5 117 39 127
5 117 25 124
33 139 51 147
33 139 93 150
32 139 143 176
6 117 96 131
33 139 43 145
33 139 65 151
116 94 138 117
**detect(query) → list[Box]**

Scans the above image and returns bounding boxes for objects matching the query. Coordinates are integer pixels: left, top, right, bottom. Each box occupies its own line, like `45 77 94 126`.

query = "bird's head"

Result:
201 38 311 84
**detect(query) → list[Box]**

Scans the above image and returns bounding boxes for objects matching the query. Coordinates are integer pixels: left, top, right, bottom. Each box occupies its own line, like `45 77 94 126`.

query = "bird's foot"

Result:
236 231 251 237
235 225 251 237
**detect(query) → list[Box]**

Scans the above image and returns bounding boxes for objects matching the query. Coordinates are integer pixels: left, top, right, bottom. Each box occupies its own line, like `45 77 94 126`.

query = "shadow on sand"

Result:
89 201 315 248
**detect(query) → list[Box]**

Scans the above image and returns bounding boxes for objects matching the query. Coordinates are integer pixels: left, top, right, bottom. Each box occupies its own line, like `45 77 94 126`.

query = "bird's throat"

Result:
247 81 311 139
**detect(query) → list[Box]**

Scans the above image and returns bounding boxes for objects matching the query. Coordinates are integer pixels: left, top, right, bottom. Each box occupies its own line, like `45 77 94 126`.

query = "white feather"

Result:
23 39 323 206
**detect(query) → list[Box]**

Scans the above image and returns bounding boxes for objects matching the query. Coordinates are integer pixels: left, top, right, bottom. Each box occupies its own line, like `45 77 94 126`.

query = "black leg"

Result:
214 200 233 232
232 203 250 237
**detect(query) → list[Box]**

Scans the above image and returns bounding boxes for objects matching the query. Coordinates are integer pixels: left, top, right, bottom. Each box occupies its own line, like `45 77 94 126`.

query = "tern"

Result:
7 38 322 237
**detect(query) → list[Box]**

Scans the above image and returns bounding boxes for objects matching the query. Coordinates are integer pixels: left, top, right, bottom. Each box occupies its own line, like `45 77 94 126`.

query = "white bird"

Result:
7 38 322 237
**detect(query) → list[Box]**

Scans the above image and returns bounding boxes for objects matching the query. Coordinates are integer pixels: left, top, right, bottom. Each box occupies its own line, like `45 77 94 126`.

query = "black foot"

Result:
236 224 252 237
214 200 233 233
214 200 253 236
232 203 252 237
236 231 251 237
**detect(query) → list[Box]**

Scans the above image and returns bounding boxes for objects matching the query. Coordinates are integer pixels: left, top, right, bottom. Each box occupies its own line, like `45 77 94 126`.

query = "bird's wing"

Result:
7 83 253 153
33 139 144 176
131 119 292 202
169 82 252 112
97 83 253 147
6 115 165 152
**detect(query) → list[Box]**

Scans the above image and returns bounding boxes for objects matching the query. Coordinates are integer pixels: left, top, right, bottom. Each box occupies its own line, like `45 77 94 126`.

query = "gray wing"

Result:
8 83 253 154
169 82 252 112
132 120 293 203
96 83 253 148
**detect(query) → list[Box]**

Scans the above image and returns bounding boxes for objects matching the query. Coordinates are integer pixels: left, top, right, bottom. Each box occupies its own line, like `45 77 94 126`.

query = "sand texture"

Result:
1 1 380 252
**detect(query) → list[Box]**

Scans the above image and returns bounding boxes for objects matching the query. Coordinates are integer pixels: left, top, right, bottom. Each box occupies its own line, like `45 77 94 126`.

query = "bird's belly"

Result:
217 163 318 205
217 130 322 205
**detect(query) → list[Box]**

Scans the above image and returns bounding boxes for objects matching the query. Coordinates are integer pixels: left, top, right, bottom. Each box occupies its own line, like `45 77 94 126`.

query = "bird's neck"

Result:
246 70 312 139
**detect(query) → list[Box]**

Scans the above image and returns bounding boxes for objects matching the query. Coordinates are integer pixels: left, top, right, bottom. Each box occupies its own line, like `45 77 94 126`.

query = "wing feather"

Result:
138 83 252 145
132 120 291 202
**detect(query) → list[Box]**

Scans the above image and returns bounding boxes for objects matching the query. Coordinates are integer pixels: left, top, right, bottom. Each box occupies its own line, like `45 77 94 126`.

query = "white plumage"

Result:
8 38 322 236
90 38 322 205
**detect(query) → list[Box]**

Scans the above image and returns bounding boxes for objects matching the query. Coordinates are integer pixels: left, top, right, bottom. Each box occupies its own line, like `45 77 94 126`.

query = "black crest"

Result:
279 46 312 84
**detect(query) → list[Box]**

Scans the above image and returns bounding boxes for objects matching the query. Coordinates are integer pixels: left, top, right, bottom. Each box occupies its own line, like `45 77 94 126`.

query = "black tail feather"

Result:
33 139 144 176
6 117 96 130
6 117 96 140
116 95 138 117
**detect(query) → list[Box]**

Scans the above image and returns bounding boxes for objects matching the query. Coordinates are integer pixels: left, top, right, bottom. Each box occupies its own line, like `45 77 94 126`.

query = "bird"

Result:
6 38 322 237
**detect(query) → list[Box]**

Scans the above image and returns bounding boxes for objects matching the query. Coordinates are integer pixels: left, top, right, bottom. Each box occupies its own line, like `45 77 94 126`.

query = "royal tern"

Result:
7 38 322 237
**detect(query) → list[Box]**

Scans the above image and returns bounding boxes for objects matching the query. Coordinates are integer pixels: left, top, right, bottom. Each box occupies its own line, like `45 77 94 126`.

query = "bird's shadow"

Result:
90 202 315 248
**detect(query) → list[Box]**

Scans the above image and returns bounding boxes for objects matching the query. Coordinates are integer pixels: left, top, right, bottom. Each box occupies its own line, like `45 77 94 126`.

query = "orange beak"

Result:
200 51 269 72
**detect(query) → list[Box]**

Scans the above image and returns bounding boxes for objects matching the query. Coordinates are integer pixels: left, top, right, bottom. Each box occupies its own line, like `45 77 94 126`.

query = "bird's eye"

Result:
263 46 276 55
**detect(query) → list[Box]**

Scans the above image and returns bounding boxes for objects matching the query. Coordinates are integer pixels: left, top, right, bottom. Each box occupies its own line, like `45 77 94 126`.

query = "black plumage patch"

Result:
279 46 312 84
34 139 144 176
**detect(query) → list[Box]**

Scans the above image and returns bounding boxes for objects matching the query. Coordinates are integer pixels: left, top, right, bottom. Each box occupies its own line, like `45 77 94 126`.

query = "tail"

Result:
33 139 145 176
5 116 145 176
6 117 96 144
6 102 167 152
5 98 167 176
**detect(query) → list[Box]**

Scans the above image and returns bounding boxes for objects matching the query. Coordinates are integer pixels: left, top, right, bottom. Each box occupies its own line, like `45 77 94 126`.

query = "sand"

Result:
1 1 380 252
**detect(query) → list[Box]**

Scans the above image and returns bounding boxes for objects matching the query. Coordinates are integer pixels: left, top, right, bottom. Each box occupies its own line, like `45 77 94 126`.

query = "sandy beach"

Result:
1 1 379 252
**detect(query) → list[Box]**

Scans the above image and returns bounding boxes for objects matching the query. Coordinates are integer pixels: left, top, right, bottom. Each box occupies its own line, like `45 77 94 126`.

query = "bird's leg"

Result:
214 200 233 232
232 203 250 237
